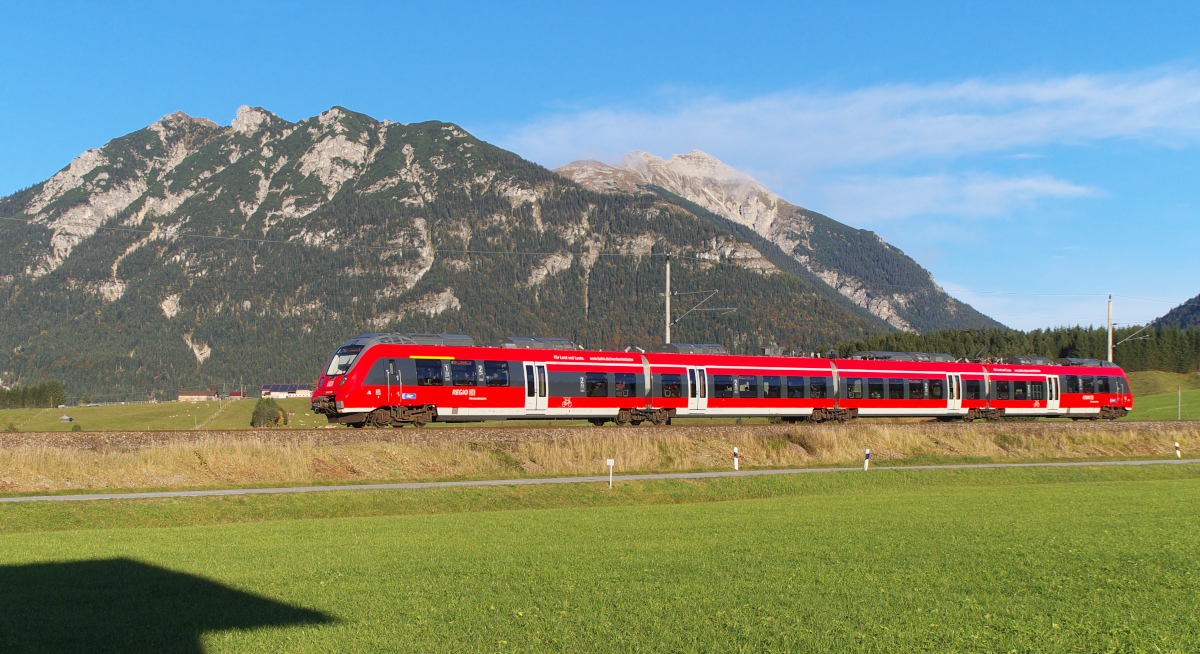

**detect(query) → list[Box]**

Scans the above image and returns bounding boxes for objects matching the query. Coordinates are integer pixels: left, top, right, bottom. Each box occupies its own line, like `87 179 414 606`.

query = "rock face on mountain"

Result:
0 106 895 399
556 152 1000 333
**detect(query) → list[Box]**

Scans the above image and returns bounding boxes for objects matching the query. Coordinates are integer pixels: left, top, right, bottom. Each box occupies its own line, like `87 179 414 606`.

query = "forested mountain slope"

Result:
1155 293 1200 330
556 153 1002 333
0 107 891 400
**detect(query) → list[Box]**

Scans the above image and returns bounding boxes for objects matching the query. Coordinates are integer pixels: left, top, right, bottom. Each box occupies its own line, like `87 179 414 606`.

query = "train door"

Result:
688 368 708 412
523 363 549 413
1046 375 1060 412
947 374 962 411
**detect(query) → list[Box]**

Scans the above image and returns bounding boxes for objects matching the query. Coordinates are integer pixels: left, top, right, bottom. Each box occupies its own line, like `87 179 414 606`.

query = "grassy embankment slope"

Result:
1 465 1198 651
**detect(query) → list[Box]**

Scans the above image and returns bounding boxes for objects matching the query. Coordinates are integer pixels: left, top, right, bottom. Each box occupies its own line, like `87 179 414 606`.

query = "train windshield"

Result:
325 344 364 376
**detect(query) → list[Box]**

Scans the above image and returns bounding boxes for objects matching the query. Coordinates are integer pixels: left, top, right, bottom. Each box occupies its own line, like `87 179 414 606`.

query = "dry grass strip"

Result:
0 422 1196 494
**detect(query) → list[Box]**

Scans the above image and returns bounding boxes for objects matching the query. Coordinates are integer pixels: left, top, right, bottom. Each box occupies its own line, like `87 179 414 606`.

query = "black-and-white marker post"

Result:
1177 442 1182 459
607 458 615 488
733 447 739 471
864 449 870 471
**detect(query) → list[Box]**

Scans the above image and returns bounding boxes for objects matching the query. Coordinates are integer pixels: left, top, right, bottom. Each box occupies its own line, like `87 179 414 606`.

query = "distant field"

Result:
1126 370 1200 397
1 465 1197 651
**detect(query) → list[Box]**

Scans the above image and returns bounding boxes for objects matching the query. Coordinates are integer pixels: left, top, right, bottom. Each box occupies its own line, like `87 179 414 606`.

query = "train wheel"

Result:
630 420 643 426
413 418 428 428
651 411 667 426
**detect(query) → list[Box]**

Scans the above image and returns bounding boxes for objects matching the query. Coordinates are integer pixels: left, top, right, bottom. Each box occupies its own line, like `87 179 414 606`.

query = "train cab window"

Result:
713 375 734 398
525 365 535 397
614 373 637 398
1064 376 1079 393
845 378 864 400
964 379 981 400
325 344 364 376
1081 376 1095 393
585 372 608 397
908 379 926 400
867 378 884 400
661 374 683 398
888 379 904 400
688 370 697 398
1095 377 1110 394
737 376 758 398
1030 381 1046 401
763 376 781 399
929 379 945 400
484 361 510 387
787 376 806 398
450 360 476 386
416 360 444 386
995 380 1010 400
1115 377 1129 394
1013 381 1028 401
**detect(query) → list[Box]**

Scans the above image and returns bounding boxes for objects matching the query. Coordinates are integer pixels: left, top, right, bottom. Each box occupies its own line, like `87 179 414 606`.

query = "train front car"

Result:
980 357 1132 421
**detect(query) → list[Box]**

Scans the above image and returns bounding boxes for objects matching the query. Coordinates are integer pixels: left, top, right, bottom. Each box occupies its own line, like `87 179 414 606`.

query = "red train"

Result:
309 334 1133 427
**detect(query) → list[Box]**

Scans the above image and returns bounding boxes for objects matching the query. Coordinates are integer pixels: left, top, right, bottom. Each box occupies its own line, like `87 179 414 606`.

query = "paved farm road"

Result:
1 458 1196 503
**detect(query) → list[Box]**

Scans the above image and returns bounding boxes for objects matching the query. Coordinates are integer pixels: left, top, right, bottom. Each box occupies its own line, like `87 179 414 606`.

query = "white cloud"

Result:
497 69 1200 171
818 173 1097 224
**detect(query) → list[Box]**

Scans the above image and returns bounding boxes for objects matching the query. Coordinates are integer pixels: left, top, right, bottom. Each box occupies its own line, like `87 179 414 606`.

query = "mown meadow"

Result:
1 465 1197 652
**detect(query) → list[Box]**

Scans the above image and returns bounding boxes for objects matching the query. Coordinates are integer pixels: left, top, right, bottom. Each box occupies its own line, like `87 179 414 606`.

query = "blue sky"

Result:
2 0 1197 331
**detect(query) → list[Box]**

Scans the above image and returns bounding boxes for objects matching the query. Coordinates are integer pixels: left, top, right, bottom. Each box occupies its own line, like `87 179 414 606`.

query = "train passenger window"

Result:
525 365 535 397
908 379 925 400
484 361 510 387
1095 377 1110 394
929 379 945 400
763 376 781 398
450 360 476 386
737 376 758 398
416 360 443 386
888 379 904 400
614 373 637 398
688 370 697 398
845 378 863 400
1081 376 1095 393
787 376 806 398
964 379 981 400
1063 376 1079 393
809 378 828 398
1013 381 1028 401
586 372 608 397
388 359 397 378
661 374 683 398
713 375 734 398
867 378 884 400
995 380 1010 400
1030 381 1046 400
698 370 707 398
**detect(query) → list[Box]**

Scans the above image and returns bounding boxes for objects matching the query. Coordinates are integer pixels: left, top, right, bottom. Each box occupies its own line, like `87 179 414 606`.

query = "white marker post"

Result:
864 449 871 471
1177 442 1182 459
607 459 615 488
734 447 739 471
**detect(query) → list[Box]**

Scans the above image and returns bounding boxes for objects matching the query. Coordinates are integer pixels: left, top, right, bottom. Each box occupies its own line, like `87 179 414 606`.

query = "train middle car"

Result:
310 334 1133 427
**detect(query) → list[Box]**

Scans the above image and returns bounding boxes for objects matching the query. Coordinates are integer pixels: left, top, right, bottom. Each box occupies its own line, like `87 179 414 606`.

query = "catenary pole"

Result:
665 254 671 345
1107 295 1113 363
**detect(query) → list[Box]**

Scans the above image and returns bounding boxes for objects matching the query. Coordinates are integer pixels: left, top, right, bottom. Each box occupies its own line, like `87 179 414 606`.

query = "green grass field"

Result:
2 465 1198 651
1125 370 1200 397
1124 388 1200 421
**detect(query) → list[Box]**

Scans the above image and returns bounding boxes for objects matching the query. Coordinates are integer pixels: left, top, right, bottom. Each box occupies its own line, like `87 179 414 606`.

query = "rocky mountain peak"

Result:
556 151 1000 333
231 105 273 135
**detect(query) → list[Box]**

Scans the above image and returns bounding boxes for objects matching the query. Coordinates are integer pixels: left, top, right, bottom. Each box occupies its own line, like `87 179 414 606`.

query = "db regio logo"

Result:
452 389 477 396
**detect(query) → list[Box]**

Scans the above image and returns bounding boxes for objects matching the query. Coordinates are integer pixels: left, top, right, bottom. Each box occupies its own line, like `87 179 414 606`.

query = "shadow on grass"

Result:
0 558 334 652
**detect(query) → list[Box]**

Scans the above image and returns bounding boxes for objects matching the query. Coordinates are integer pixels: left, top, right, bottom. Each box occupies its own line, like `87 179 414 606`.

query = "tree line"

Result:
0 380 66 409
831 325 1200 373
